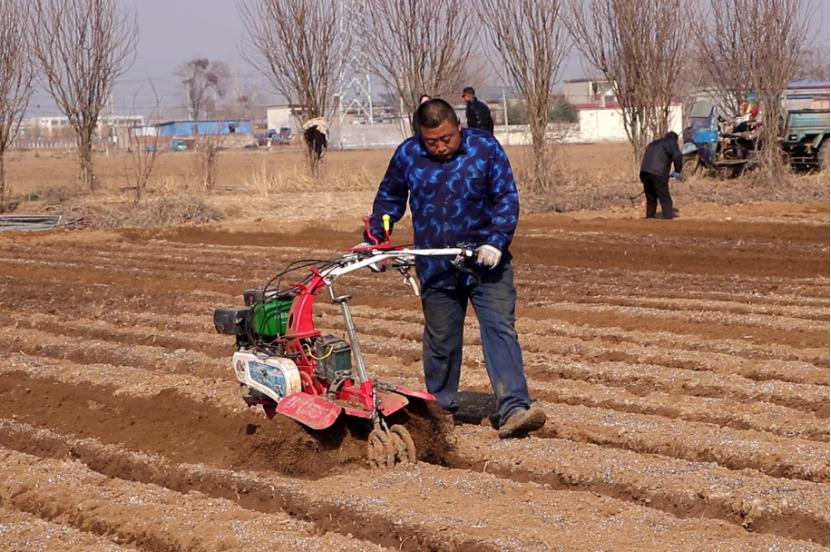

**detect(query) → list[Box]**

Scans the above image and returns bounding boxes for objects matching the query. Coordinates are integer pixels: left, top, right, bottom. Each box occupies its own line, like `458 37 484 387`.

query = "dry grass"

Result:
243 162 377 195
3 143 828 228
20 190 222 228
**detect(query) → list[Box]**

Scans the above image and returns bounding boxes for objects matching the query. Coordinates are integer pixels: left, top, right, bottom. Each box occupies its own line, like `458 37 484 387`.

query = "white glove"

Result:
476 244 502 268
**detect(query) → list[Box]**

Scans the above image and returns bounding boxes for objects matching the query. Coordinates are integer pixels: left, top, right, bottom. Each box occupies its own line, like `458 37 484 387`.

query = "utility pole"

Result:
336 0 375 143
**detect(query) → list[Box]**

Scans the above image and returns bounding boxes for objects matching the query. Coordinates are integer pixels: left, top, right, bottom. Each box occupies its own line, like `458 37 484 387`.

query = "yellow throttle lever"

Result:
382 214 391 242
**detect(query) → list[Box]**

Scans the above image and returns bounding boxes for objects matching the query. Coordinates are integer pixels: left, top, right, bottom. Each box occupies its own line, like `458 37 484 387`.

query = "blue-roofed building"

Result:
152 119 253 137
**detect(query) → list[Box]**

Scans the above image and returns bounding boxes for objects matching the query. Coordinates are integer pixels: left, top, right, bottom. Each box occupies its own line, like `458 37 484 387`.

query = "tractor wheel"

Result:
681 155 699 178
367 428 396 469
389 424 417 464
819 140 829 173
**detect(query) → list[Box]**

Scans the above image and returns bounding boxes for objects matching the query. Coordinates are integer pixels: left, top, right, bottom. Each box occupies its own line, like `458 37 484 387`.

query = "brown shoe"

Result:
497 406 546 439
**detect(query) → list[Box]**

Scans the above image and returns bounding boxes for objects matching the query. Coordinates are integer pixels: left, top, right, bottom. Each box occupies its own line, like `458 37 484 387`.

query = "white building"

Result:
266 105 301 133
21 114 144 137
576 104 683 143
564 78 616 106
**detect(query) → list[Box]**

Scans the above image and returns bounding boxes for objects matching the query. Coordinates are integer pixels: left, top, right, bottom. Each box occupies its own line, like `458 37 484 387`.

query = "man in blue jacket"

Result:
363 98 545 439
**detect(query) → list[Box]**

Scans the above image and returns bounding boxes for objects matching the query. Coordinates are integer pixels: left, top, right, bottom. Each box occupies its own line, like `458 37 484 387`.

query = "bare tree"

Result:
0 0 35 210
196 132 225 191
125 83 161 204
365 0 477 133
478 0 570 196
747 0 808 175
33 0 136 192
795 46 830 81
693 0 808 176
177 58 230 120
690 3 752 117
567 0 691 171
240 0 340 174
231 82 264 120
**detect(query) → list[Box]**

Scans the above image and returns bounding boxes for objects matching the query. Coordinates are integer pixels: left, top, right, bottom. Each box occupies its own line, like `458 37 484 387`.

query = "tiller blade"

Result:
276 393 342 430
377 381 436 402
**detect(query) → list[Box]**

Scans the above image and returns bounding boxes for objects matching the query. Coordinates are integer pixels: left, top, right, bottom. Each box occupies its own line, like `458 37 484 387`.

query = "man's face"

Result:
462 93 473 103
421 119 462 160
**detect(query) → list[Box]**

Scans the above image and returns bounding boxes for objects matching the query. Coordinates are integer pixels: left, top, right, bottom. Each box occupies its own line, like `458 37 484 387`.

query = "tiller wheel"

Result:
367 423 417 468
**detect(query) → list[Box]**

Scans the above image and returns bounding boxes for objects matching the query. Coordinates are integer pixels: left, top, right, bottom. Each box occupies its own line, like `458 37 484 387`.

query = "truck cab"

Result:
781 108 829 171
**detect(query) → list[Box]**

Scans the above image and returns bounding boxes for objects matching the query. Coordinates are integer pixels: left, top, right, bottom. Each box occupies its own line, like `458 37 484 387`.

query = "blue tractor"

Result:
681 99 762 178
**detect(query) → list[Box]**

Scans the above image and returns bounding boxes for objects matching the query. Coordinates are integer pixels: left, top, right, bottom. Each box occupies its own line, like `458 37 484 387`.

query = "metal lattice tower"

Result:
337 0 374 125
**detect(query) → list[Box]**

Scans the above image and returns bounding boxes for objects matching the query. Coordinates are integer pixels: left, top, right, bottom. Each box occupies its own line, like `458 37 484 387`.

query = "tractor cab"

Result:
682 100 720 170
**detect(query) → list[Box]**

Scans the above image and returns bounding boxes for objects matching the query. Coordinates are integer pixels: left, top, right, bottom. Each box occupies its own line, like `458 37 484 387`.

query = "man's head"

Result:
665 131 679 143
462 86 475 103
415 98 462 160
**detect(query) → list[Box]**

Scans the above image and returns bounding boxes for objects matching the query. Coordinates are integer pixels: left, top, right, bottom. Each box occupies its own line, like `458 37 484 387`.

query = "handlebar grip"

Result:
362 215 380 245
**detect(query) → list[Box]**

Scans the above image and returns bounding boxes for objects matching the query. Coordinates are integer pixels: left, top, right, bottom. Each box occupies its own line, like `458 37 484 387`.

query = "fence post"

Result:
502 89 510 145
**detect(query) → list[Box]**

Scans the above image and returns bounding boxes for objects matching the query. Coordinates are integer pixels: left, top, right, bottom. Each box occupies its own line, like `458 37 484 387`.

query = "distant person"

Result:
301 117 328 162
639 131 683 219
462 87 494 134
411 94 431 135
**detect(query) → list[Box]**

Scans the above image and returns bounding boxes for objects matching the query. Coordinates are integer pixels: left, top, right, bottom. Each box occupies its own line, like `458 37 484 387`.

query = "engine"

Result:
312 335 353 383
213 288 294 346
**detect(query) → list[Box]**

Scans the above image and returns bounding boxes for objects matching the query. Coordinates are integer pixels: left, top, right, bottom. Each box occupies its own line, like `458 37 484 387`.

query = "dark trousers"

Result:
420 264 531 426
639 171 673 219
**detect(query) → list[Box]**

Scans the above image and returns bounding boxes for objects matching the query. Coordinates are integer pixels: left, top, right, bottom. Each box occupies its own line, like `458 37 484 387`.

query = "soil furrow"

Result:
0 327 228 379
537 402 828 482
3 356 828 545
364 354 828 440
0 422 822 551
360 331 829 413
6 280 827 385
530 294 828 321
0 447 388 552
5 303 825 437
449 427 829 545
3 268 828 370
0 506 134 551
532 303 828 349
512 265 831 304
343 301 831 367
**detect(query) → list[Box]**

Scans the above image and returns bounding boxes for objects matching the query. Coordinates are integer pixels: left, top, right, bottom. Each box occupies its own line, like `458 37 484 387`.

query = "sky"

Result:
27 0 831 120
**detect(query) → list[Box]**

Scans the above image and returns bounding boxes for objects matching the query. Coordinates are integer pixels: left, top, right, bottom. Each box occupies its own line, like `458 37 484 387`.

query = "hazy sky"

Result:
28 0 831 119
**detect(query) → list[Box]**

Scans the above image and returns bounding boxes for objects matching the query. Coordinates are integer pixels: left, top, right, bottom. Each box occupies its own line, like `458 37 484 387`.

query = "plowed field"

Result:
0 202 828 551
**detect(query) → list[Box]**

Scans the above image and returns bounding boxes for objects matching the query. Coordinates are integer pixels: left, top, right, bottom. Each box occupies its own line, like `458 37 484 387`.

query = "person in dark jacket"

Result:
361 98 545 439
462 86 494 134
639 131 683 219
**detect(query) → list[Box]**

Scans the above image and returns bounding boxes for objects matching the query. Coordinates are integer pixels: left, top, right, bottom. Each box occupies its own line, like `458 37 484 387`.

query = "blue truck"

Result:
781 108 829 171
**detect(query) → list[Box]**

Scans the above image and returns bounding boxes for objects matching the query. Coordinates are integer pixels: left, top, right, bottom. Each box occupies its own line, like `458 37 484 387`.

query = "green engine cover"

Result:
253 297 294 337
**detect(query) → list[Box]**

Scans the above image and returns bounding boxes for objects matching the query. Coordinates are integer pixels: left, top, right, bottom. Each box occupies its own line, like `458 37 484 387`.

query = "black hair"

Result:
415 98 459 130
666 131 679 141
462 86 475 96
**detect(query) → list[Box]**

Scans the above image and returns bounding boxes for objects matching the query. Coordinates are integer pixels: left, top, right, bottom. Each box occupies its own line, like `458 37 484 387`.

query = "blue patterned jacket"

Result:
365 128 519 289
